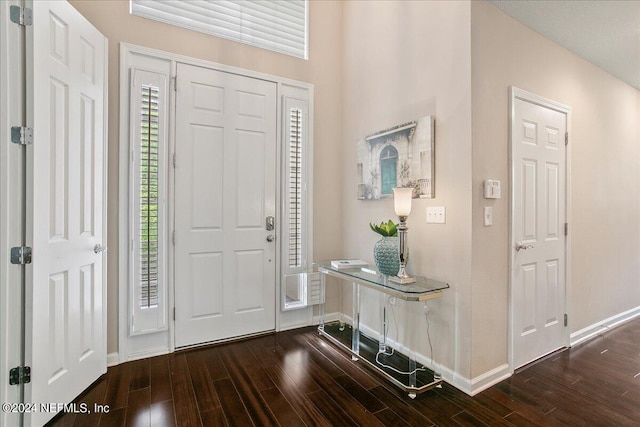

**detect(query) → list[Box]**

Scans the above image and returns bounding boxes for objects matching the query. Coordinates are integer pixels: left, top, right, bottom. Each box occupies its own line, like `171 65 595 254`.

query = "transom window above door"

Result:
130 0 309 59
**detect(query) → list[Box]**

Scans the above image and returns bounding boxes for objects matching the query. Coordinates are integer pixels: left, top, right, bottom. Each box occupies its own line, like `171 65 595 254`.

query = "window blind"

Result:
288 107 302 268
130 0 308 59
139 85 160 309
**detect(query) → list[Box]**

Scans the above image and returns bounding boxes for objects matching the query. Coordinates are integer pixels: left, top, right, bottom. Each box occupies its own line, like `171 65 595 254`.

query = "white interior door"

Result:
26 1 107 425
511 89 568 369
174 64 277 348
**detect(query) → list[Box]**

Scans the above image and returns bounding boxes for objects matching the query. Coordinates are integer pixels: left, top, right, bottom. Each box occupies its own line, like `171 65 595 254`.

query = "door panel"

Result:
512 95 567 369
174 64 276 347
26 1 107 425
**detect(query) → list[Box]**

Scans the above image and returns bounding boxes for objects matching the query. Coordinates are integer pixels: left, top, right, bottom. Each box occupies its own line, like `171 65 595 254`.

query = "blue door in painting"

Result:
380 145 398 195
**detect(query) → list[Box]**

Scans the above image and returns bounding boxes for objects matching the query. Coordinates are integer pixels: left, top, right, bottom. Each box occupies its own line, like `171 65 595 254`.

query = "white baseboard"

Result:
126 347 170 362
107 352 120 367
570 305 640 347
311 311 341 325
463 364 511 396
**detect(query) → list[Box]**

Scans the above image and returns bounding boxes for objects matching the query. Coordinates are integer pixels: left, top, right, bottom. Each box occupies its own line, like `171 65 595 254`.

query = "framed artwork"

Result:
356 115 435 200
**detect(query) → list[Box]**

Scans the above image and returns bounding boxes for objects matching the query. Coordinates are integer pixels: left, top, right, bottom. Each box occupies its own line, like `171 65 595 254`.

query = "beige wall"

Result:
68 0 344 354
471 1 640 376
341 0 473 378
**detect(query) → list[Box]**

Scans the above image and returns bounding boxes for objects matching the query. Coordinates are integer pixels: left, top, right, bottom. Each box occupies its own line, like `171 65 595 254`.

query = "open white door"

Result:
510 87 569 370
25 1 107 425
174 64 277 347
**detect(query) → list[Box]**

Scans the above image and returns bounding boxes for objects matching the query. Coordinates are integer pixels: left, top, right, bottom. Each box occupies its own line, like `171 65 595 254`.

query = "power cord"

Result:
374 297 427 376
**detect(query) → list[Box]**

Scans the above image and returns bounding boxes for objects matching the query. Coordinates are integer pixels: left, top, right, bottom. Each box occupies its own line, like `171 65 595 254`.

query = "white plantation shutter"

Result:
130 0 309 59
139 85 160 308
130 69 168 335
282 94 309 277
288 107 303 268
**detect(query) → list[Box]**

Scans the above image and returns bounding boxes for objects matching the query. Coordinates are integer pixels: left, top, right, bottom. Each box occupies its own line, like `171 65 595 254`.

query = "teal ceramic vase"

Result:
374 236 400 276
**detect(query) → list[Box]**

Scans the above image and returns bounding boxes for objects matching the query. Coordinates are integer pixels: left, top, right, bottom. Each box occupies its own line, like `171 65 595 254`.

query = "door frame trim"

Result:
118 43 314 359
508 86 572 372
0 2 24 424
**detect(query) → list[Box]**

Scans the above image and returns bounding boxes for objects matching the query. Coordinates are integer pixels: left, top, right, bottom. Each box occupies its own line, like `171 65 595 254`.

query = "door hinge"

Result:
173 307 176 321
564 223 568 236
565 132 568 146
172 76 177 92
9 366 31 385
172 153 176 168
172 231 175 246
11 126 33 145
10 246 32 265
9 6 32 26
564 313 568 327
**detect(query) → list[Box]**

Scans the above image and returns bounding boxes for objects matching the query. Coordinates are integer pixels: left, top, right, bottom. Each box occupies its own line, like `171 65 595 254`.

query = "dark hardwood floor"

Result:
48 317 640 426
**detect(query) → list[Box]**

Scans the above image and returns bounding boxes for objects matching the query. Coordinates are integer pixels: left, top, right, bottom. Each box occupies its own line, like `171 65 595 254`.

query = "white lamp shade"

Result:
393 187 413 216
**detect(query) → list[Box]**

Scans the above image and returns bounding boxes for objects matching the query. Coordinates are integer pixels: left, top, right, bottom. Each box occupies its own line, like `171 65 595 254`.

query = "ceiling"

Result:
487 0 640 89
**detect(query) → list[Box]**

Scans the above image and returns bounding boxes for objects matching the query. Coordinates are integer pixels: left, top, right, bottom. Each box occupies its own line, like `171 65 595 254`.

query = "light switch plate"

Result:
484 206 492 226
426 206 446 224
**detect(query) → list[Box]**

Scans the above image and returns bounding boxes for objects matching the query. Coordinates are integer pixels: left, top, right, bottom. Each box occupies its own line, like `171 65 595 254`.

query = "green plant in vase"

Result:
369 220 400 276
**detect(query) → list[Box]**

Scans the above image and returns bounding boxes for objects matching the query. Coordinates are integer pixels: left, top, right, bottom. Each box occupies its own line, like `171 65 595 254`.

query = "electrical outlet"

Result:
426 206 446 224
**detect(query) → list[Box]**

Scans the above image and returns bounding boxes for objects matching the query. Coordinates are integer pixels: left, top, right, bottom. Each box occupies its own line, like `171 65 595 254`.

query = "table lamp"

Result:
391 187 416 284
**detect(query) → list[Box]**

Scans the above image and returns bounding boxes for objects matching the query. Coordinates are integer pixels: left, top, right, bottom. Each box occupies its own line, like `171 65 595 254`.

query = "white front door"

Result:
511 88 569 369
26 1 107 425
174 64 277 348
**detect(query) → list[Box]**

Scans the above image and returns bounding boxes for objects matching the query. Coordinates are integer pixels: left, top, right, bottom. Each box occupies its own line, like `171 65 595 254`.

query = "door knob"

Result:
515 242 533 251
266 235 275 242
94 244 107 254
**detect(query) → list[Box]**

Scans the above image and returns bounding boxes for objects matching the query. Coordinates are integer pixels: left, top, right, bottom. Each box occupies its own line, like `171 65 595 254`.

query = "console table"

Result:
316 262 449 398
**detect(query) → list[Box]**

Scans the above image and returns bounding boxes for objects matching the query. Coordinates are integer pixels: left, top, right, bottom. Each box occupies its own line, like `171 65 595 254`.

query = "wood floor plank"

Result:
451 410 489 426
332 374 387 413
259 387 306 427
199 407 228 427
369 385 437 427
245 340 332 427
404 388 466 427
150 400 177 427
373 408 420 427
129 359 150 391
201 347 230 382
168 354 202 427
307 389 359 427
98 408 126 427
105 363 132 410
247 338 321 395
503 411 542 427
436 383 512 425
298 330 381 389
73 375 108 427
232 342 276 391
124 388 150 427
298 353 385 426
213 378 254 427
481 386 559 427
185 350 220 412
218 344 278 427
149 356 172 404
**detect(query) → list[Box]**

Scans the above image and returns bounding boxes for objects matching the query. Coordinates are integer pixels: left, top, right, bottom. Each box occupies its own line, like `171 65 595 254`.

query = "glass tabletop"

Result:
316 262 449 299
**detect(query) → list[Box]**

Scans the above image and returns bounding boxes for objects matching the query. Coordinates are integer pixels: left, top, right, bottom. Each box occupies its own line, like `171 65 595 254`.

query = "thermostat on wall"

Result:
484 180 501 199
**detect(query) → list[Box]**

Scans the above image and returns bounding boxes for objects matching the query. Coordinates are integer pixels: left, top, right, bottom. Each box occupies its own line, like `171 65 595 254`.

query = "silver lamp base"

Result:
389 275 416 284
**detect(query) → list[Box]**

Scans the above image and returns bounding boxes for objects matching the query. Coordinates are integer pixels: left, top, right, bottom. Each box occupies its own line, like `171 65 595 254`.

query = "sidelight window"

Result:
129 69 168 335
